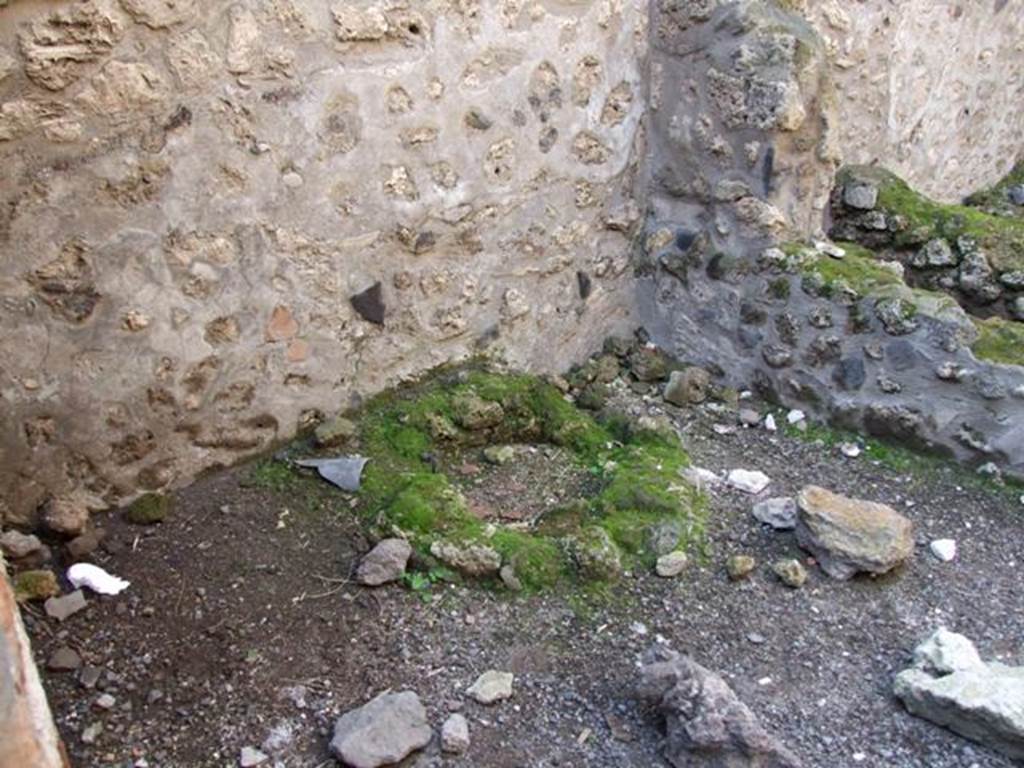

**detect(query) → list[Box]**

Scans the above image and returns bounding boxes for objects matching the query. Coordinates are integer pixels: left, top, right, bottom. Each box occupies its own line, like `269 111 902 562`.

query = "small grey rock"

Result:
467 670 514 704
44 590 87 622
655 551 689 578
843 182 878 211
330 691 433 768
239 746 269 767
752 497 797 530
48 646 82 672
441 713 470 754
0 530 43 559
356 539 412 587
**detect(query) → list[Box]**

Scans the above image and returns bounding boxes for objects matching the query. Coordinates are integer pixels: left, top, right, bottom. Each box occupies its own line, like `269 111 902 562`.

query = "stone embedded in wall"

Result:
119 0 195 28
265 306 298 342
462 46 524 89
29 241 101 325
78 61 167 115
571 55 602 106
386 85 413 114
484 139 516 183
384 165 419 200
528 61 562 121
572 132 610 165
322 93 363 154
601 82 633 126
226 4 260 74
351 282 386 326
19 0 126 91
165 29 218 88
332 4 388 41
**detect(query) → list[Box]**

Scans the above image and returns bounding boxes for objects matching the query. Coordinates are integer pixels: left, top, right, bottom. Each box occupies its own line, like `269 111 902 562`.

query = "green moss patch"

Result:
799 241 903 299
971 317 1024 367
965 161 1024 219
840 166 1024 272
349 367 704 590
124 493 171 525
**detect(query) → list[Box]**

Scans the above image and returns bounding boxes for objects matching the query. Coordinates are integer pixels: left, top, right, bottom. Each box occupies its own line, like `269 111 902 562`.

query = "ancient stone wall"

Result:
0 0 648 527
801 0 1024 203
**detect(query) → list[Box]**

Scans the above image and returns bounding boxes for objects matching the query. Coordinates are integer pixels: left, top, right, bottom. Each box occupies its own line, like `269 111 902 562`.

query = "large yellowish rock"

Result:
796 486 913 580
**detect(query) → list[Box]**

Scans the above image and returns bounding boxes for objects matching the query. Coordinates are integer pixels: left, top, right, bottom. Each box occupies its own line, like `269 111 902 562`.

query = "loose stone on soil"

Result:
773 559 807 588
795 485 914 580
356 538 411 586
655 551 689 578
430 540 501 577
441 713 470 754
726 469 771 494
45 589 87 621
895 629 1024 761
47 646 82 672
330 691 433 768
752 497 797 530
638 647 802 767
1 530 43 559
664 367 711 406
239 746 269 767
467 670 514 704
929 539 957 562
727 554 757 581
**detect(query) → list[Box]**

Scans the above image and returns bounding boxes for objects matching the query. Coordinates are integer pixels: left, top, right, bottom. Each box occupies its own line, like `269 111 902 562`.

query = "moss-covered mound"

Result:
350 367 704 590
971 316 1024 367
829 166 1024 326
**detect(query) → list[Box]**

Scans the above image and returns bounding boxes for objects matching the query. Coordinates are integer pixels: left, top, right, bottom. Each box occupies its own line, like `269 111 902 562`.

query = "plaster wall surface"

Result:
0 0 647 525
804 0 1024 203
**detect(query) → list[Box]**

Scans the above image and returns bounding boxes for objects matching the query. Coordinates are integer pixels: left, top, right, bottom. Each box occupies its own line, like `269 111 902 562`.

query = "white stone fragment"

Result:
726 469 771 495
763 413 777 432
929 539 957 563
787 409 805 425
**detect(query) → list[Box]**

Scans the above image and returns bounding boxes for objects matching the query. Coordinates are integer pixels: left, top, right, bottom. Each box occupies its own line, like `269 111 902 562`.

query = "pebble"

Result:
929 539 957 562
787 409 805 425
738 408 761 427
727 554 757 581
773 559 808 588
764 414 777 432
441 713 470 754
467 670 514 704
239 746 269 767
81 723 103 745
751 497 797 530
655 551 689 578
747 632 766 645
47 646 82 672
45 590 87 621
95 694 116 710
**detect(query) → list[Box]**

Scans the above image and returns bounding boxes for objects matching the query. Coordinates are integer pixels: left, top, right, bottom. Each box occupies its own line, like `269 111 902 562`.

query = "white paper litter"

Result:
67 563 131 596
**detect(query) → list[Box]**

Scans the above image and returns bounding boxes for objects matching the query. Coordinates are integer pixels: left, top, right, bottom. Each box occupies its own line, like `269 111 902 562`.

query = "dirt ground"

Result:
24 386 1024 768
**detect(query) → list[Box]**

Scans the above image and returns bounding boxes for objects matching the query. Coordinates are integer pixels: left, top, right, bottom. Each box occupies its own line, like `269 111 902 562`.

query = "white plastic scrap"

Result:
840 442 862 458
764 414 777 432
786 409 806 425
67 563 130 596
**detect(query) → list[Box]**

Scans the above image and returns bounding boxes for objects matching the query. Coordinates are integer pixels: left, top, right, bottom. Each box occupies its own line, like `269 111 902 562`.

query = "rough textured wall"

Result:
645 0 840 259
802 0 1024 203
0 0 648 527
